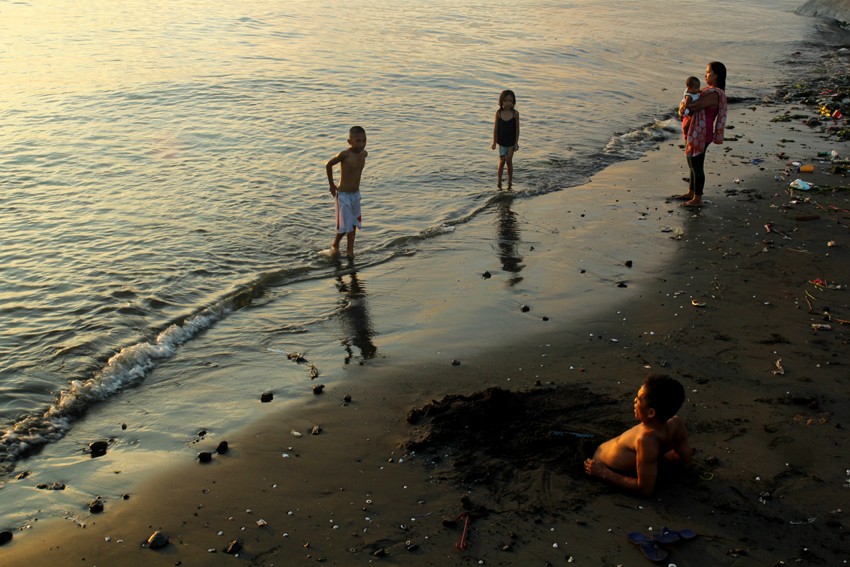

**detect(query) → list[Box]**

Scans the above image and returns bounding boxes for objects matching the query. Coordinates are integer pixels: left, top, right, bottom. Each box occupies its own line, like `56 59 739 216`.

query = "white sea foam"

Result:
0 308 223 467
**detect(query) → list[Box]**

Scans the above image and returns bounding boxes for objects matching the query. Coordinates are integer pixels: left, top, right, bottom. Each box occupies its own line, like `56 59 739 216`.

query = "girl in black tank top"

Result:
491 89 520 189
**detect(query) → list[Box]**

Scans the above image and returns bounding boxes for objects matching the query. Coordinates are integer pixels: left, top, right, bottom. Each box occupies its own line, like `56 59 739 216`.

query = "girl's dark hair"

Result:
708 61 726 91
498 89 516 108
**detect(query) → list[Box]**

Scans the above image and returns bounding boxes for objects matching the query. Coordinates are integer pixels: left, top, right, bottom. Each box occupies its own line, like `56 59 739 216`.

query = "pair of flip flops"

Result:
627 528 697 563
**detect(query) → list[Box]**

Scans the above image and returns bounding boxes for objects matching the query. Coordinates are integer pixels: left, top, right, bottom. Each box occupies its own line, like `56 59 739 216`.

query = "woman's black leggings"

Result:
687 152 706 196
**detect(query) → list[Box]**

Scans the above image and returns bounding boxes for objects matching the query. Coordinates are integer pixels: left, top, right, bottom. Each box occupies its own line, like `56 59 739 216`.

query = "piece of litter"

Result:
789 179 812 191
291 430 303 438
772 359 785 375
691 300 706 307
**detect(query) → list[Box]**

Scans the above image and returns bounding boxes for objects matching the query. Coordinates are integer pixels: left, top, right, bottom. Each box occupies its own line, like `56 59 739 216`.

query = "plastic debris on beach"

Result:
789 179 812 191
772 358 785 375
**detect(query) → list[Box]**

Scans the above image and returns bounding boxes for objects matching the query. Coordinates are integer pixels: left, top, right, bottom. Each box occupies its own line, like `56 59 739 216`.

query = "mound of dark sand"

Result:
405 386 626 513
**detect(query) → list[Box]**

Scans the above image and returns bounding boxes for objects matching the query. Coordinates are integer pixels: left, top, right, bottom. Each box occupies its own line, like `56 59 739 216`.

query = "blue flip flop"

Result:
652 526 697 544
627 532 669 563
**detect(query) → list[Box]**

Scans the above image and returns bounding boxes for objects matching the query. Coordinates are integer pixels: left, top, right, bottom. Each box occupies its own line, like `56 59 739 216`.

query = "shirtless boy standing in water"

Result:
325 126 368 258
584 374 693 496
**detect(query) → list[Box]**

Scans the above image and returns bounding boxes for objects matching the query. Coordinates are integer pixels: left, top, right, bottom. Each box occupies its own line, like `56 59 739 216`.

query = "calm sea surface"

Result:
0 0 817 523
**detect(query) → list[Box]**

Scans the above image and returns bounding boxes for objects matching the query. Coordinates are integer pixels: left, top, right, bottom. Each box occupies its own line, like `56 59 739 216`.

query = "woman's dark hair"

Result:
498 89 516 108
708 61 726 91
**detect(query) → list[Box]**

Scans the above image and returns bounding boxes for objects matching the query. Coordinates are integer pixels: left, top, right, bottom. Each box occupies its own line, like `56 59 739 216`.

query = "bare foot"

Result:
681 198 703 208
329 243 340 256
673 193 693 201
497 180 502 189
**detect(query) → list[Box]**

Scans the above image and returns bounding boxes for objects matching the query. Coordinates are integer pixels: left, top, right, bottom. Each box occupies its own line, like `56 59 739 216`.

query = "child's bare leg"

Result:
497 156 505 188
330 232 344 255
506 156 514 189
345 230 356 258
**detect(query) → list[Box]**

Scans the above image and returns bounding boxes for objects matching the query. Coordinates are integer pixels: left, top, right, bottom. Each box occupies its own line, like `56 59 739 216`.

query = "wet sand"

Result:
3 79 850 565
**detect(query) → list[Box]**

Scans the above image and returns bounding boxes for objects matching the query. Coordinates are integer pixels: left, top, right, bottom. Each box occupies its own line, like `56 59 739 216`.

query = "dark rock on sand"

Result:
216 441 229 454
625 260 633 267
0 530 12 546
312 384 325 395
260 391 274 403
89 498 104 513
147 530 169 550
482 271 492 279
224 539 242 554
343 394 352 403
451 359 461 366
520 305 530 312
89 440 108 458
197 451 213 463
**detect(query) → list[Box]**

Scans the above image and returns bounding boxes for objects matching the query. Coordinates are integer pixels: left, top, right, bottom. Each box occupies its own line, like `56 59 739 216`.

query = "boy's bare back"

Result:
584 376 692 496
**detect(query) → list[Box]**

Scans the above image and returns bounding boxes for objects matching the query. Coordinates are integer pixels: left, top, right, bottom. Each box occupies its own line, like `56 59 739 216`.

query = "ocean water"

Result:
0 0 819 525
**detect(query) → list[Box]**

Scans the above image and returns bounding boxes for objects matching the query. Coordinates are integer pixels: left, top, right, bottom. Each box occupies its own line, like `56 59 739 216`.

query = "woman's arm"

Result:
686 90 719 112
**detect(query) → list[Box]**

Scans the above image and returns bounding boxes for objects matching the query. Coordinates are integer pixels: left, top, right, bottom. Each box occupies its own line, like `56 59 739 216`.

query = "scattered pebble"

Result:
224 539 242 554
312 384 325 395
89 440 108 458
147 530 169 550
260 391 274 403
198 451 213 463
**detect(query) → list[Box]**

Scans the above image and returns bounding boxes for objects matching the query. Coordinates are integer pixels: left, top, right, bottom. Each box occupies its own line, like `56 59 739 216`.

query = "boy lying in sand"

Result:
584 374 693 496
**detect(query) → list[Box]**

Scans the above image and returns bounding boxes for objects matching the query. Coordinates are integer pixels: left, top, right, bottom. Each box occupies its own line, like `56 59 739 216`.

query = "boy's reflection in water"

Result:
496 193 525 286
335 270 377 364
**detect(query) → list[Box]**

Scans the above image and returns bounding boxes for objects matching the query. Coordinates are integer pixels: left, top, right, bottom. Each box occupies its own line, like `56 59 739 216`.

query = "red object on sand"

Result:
455 512 471 551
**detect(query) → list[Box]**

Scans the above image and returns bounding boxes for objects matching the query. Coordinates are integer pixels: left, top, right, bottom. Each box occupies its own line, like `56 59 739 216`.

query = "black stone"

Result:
216 441 229 454
89 441 108 458
0 531 12 546
520 305 530 312
312 384 325 395
197 451 213 463
147 530 169 550
260 391 274 403
89 499 104 513
224 539 242 554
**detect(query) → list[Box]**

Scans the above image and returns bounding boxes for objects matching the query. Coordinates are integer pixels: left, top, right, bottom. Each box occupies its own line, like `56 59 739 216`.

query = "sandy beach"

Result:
3 56 850 566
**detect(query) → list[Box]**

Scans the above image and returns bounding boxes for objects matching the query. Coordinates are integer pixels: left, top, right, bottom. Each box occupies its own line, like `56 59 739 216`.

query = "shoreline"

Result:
3 62 850 566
